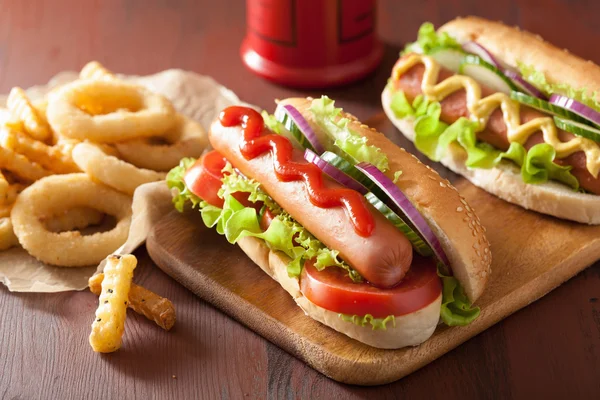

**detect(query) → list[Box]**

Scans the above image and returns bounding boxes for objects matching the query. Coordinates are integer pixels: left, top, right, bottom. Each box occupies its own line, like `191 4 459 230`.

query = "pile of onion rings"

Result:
11 174 132 267
0 61 209 267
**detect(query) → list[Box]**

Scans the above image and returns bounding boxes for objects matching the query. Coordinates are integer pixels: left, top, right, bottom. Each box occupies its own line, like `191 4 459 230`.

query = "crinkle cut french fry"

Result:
79 61 115 81
0 145 51 182
0 217 18 251
89 254 137 353
0 183 27 219
0 127 79 174
2 183 25 205
0 171 8 199
89 272 176 331
6 87 51 142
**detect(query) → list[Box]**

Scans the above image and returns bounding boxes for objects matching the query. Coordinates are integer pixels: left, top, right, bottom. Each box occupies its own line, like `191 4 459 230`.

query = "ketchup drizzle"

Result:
219 106 375 237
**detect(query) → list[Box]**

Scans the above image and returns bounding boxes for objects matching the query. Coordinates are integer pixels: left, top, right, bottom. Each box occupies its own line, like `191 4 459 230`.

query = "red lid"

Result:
241 0 383 88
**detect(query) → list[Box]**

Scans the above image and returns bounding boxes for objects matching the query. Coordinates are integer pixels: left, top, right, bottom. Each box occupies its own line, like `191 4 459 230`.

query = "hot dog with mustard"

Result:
382 16 600 223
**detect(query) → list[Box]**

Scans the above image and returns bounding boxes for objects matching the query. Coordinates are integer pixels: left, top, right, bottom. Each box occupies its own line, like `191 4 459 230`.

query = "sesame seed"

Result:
457 207 463 212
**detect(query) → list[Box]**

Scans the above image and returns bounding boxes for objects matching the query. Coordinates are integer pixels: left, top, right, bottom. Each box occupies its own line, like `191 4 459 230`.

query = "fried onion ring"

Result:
11 174 132 267
115 114 208 171
42 207 105 233
46 79 176 143
72 143 165 195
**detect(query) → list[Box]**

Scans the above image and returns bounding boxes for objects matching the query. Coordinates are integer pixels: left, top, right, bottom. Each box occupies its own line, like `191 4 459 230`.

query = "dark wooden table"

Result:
1 1 599 398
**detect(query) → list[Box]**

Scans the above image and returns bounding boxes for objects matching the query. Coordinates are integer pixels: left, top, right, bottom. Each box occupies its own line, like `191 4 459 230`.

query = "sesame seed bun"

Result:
277 98 492 303
381 16 600 224
237 236 442 349
381 87 600 224
439 16 600 98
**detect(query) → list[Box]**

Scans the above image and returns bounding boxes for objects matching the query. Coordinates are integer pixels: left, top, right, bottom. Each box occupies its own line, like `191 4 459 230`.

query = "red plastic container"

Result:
241 0 383 88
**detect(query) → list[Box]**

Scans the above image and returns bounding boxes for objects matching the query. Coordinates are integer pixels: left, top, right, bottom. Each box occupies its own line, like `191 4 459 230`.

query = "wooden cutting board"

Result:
146 115 600 385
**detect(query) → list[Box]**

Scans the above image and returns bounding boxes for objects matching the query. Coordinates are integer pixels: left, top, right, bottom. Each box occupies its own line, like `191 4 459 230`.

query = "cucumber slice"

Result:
320 152 436 258
274 106 316 152
511 91 588 123
364 193 433 257
322 152 434 257
553 116 600 143
319 151 387 200
459 54 517 94
428 48 465 73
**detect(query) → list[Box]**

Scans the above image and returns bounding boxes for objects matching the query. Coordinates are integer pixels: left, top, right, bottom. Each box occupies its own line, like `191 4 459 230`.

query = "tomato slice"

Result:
232 192 263 214
184 150 265 213
184 150 228 207
301 255 442 318
259 207 277 231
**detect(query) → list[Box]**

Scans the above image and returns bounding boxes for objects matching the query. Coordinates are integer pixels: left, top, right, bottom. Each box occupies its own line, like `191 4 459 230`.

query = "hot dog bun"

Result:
207 98 490 349
381 17 600 225
237 236 442 349
439 16 600 97
277 98 491 303
382 87 600 224
209 113 415 289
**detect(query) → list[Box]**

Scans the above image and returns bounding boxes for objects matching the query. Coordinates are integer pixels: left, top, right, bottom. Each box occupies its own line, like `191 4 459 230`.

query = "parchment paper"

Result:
0 69 248 292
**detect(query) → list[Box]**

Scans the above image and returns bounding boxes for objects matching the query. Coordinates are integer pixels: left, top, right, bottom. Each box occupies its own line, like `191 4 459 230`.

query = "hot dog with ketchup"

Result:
168 96 490 349
382 16 600 224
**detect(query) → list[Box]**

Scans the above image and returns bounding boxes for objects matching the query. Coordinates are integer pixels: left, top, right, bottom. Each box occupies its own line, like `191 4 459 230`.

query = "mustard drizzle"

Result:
393 54 600 178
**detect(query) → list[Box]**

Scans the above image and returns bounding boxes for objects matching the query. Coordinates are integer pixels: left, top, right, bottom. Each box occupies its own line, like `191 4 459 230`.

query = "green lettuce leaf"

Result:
261 110 284 134
199 201 222 229
261 110 303 149
437 265 480 326
402 22 462 55
168 158 482 327
389 90 416 118
167 158 361 281
518 63 600 112
218 162 280 210
393 170 403 183
338 313 396 330
522 143 579 188
309 96 389 171
390 91 579 190
165 157 201 212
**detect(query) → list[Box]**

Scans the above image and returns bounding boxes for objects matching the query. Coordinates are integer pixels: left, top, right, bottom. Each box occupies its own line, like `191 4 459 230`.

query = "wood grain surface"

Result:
145 115 600 386
0 0 599 398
